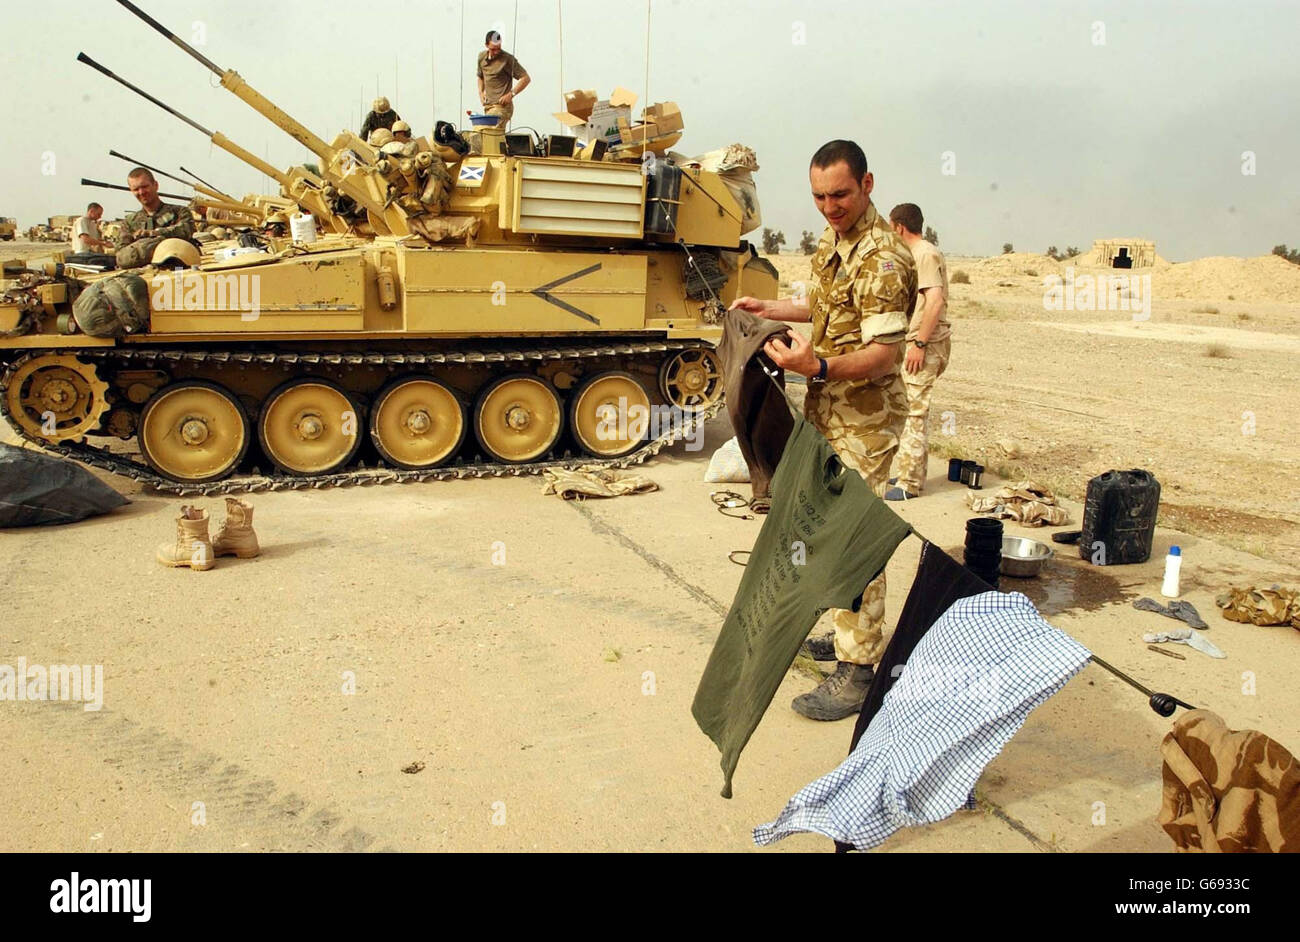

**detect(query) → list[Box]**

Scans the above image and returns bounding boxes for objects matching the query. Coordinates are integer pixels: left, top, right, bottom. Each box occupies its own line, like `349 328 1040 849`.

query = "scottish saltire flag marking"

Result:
459 165 485 181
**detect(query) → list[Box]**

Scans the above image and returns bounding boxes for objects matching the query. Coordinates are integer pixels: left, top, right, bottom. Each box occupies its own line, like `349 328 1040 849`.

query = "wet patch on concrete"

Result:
944 545 1132 615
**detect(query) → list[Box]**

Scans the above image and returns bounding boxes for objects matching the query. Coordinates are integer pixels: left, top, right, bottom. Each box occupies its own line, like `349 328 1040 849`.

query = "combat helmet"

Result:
151 238 200 268
392 120 412 137
373 97 391 114
368 127 395 148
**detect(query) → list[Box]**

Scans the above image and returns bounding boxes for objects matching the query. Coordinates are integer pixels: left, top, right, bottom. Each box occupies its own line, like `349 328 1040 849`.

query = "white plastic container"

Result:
289 212 317 244
1160 545 1182 598
215 246 268 261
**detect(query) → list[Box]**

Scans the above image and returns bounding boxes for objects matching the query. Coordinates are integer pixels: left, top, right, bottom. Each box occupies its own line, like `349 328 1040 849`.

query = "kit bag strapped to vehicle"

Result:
71 270 151 338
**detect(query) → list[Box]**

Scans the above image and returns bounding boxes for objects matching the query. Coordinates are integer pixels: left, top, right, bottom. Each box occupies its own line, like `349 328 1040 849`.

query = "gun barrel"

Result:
77 52 212 137
108 150 193 190
81 178 190 201
179 166 233 200
81 54 289 189
110 1 332 162
194 197 260 217
217 72 333 164
211 133 290 187
114 0 225 77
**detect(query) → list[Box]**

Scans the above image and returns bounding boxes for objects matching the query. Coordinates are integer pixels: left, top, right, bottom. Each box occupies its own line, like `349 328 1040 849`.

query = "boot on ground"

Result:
156 505 215 571
212 498 260 558
801 633 838 662
791 661 875 721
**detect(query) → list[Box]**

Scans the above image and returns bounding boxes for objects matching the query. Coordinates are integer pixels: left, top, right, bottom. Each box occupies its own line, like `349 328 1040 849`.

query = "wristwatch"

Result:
810 357 828 383
911 339 928 349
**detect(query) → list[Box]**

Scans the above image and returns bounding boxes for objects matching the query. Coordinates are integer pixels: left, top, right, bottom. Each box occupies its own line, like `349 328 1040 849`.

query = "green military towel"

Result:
692 416 912 797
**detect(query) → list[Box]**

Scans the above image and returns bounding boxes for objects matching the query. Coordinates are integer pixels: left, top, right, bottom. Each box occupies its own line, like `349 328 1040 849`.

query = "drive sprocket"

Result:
2 353 111 443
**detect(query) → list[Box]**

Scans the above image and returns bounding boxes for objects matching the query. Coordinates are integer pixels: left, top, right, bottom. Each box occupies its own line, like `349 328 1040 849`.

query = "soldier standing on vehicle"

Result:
115 168 195 269
360 97 401 141
728 140 916 722
476 30 530 128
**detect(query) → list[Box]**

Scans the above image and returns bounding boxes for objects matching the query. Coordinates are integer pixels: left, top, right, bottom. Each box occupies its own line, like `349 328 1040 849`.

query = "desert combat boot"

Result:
212 498 260 558
156 505 216 571
791 661 875 721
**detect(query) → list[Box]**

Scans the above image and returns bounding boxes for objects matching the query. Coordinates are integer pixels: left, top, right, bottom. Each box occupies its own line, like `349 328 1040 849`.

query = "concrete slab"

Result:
1 415 1296 852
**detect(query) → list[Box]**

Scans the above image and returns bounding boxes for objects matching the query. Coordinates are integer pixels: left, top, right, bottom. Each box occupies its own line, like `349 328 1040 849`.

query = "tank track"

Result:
0 340 723 497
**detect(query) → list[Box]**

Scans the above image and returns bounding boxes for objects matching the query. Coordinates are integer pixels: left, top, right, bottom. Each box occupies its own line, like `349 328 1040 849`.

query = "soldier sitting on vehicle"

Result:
115 168 196 269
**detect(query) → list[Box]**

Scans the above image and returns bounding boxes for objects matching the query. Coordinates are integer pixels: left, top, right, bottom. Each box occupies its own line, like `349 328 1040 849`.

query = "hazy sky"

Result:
3 0 1297 260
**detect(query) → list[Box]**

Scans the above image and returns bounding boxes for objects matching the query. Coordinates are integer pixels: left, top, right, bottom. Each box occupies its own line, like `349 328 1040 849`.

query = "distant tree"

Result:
301 163 321 176
1273 244 1300 264
762 228 786 255
1065 246 1081 258
1002 243 1014 255
1046 246 1061 261
923 225 939 247
798 230 817 254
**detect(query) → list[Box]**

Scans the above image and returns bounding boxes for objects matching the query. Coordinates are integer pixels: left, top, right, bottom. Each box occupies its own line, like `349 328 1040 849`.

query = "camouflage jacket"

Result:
360 109 401 141
803 201 916 445
119 201 194 246
808 202 916 359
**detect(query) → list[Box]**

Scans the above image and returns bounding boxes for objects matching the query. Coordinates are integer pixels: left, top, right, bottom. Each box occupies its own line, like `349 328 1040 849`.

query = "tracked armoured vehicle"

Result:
0 1 777 495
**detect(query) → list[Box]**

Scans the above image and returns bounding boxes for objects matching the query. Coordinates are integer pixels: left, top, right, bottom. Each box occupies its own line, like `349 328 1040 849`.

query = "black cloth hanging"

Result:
716 310 795 507
848 542 994 752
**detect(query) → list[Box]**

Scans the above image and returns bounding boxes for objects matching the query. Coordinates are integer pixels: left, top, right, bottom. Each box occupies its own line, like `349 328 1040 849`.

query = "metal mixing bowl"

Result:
1001 536 1053 577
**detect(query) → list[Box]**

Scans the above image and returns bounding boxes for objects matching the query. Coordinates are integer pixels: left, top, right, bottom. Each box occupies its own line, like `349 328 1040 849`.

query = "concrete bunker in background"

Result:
1092 238 1156 269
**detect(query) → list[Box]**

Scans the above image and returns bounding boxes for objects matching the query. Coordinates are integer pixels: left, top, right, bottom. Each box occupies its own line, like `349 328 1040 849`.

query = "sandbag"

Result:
0 444 128 527
703 436 751 484
71 271 151 337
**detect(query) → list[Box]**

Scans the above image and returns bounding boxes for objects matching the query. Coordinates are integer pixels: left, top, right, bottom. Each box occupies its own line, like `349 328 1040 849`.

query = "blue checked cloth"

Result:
753 591 1091 850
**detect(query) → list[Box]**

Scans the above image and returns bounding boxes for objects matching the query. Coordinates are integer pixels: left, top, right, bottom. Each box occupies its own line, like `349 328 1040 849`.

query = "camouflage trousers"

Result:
893 336 951 495
115 236 165 270
806 375 907 666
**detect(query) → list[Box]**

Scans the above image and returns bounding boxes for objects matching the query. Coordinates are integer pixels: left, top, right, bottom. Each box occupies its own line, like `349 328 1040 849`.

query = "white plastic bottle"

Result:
1160 545 1182 598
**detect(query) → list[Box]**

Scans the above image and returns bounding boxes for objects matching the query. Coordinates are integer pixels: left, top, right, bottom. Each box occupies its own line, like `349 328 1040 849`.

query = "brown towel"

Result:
540 467 658 500
1158 709 1300 853
717 310 794 502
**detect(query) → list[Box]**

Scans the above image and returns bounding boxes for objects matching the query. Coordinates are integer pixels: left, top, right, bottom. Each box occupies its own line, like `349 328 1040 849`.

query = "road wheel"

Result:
369 375 467 469
473 374 563 464
257 377 362 475
138 380 250 483
569 371 651 458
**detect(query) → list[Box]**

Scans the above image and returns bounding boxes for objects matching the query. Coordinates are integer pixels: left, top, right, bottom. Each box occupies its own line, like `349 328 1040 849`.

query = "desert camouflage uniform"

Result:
115 201 195 269
893 238 952 495
893 335 951 494
804 201 916 665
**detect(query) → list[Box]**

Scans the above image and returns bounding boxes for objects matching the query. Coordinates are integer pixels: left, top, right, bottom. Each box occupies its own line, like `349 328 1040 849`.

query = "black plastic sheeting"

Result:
0 444 128 527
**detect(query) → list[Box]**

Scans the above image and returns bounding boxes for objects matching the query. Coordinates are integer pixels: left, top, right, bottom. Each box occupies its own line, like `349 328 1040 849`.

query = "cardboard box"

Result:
561 89 598 120
553 87 638 144
642 101 683 134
